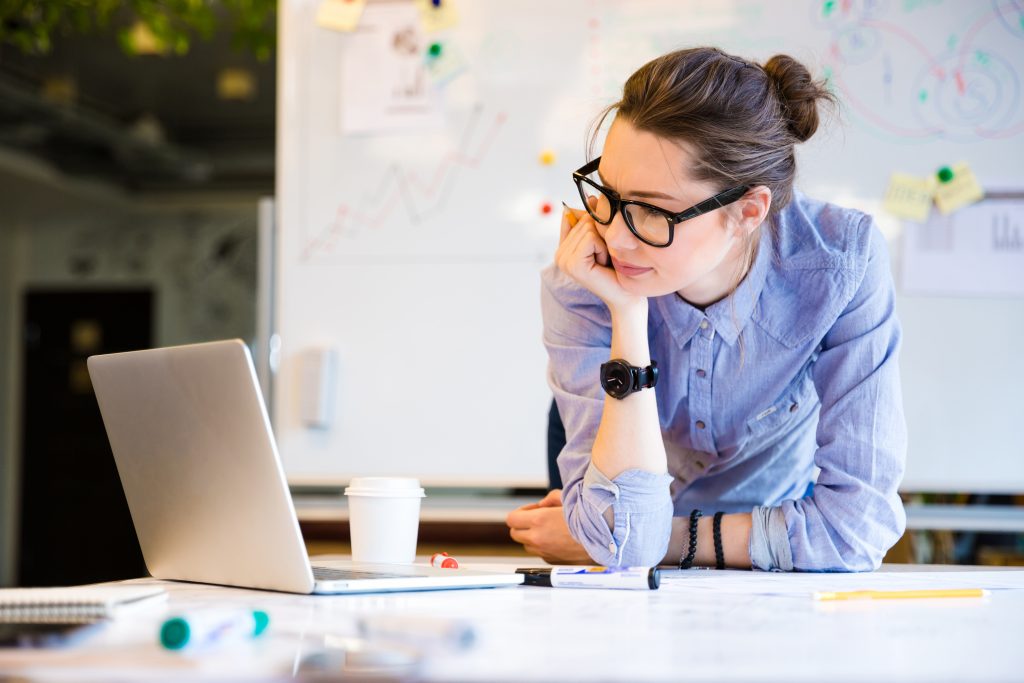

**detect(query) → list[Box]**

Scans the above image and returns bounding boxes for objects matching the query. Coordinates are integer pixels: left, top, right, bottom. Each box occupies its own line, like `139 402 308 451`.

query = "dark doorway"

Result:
18 289 152 586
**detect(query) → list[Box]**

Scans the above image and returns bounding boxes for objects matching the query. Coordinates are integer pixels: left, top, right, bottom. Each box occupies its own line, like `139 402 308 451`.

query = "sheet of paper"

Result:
901 194 1024 297
658 568 1024 595
339 3 442 135
425 41 468 85
315 0 367 32
883 172 935 222
934 161 985 214
416 0 459 32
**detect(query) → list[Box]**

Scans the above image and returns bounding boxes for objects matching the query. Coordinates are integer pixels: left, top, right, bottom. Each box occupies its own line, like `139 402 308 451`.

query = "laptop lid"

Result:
88 340 317 594
89 340 524 595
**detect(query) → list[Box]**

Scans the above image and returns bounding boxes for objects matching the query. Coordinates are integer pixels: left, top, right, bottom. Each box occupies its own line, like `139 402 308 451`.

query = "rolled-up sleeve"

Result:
772 221 908 572
541 265 673 567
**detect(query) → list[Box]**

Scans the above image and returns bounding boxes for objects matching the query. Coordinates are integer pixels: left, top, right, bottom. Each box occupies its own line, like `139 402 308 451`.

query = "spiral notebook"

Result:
0 585 167 624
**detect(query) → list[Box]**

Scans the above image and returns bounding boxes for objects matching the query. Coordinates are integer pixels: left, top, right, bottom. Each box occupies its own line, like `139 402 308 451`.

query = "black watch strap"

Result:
600 359 658 400
634 362 658 390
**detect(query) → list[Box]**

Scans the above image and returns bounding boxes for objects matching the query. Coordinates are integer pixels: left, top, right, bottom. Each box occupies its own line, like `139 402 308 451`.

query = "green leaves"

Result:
0 0 276 59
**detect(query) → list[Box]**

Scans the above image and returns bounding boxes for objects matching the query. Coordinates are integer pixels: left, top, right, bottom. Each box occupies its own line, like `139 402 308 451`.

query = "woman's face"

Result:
592 117 757 306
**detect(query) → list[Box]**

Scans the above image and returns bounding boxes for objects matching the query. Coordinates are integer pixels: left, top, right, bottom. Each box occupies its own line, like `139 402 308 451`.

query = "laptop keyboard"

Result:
312 566 417 581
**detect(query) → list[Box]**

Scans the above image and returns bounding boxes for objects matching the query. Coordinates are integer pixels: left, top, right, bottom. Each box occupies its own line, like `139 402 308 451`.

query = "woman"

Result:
506 47 906 572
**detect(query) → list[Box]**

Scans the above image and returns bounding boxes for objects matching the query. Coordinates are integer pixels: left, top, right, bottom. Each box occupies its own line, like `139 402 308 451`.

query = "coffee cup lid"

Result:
344 477 426 498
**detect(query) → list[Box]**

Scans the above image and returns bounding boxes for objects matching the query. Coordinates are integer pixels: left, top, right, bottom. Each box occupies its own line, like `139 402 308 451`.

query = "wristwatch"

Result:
600 359 658 400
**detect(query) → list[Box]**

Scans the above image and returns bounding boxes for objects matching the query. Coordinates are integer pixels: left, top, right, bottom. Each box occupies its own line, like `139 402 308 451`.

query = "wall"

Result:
0 219 16 585
0 153 261 585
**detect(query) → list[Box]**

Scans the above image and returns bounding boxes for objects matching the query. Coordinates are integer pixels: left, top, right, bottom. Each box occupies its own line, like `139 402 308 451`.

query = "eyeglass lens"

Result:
577 177 672 246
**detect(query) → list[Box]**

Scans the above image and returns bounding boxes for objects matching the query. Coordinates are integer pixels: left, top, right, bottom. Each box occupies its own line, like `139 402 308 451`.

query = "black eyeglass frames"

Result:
571 157 750 248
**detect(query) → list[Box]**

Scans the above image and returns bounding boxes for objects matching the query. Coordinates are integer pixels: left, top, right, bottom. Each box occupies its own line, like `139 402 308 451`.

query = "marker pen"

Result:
516 566 660 590
358 614 475 651
430 552 459 569
159 608 269 651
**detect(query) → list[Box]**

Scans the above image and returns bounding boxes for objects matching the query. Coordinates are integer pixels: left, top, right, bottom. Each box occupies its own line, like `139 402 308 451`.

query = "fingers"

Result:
509 527 531 545
559 208 576 243
556 218 601 274
506 508 536 530
537 489 563 507
557 206 581 244
523 544 543 557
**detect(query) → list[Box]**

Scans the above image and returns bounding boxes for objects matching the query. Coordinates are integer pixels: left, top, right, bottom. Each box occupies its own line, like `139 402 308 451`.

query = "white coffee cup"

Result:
344 477 426 564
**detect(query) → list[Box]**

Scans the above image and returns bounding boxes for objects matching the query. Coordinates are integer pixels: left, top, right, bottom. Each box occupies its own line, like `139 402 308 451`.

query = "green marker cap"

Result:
160 617 191 650
159 610 268 650
252 610 270 637
428 42 442 58
937 166 955 183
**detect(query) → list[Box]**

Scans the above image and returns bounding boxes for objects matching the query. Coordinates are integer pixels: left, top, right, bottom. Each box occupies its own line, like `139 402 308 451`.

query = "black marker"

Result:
516 566 660 590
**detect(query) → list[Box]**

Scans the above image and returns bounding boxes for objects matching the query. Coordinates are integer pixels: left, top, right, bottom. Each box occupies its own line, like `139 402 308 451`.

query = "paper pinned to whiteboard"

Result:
900 193 1024 297
339 3 443 135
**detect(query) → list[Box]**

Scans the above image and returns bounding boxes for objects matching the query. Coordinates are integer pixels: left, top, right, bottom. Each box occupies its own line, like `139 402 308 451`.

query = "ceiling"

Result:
0 22 276 194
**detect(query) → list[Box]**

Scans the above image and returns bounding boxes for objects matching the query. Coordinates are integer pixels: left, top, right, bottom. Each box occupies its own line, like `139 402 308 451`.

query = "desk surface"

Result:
2 559 1023 682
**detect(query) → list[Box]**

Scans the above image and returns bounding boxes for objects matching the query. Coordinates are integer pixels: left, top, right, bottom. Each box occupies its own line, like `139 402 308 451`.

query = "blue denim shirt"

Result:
541 193 907 572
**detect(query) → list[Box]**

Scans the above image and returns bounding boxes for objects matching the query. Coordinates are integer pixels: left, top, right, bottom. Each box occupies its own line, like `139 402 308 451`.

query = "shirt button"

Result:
696 369 706 378
699 320 709 330
696 420 706 430
608 541 616 553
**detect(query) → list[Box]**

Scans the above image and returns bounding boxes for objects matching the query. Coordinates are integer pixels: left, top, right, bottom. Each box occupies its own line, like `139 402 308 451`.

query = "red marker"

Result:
430 552 459 569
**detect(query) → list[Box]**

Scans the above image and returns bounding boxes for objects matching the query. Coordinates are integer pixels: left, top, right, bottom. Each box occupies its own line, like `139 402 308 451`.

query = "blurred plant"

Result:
0 0 276 59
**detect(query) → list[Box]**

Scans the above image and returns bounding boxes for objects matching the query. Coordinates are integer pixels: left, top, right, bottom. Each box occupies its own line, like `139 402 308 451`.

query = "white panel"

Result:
276 0 1024 490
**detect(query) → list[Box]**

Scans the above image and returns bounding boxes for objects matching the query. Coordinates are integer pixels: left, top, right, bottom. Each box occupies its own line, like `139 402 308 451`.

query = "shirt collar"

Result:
652 228 773 348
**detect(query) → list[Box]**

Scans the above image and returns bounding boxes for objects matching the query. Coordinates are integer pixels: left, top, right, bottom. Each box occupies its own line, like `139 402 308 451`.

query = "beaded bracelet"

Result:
713 511 725 570
679 509 702 570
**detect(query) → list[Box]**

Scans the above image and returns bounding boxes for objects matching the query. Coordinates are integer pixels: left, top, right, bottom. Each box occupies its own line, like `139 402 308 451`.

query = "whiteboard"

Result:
275 0 1024 489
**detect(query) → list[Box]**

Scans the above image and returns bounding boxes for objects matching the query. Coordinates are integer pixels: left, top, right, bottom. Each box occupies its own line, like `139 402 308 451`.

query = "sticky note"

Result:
316 0 367 32
934 162 984 214
883 173 936 223
425 41 467 84
416 0 459 32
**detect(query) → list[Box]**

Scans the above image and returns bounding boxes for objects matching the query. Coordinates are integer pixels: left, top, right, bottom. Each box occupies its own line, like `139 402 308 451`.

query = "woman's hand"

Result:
505 489 594 564
556 204 644 313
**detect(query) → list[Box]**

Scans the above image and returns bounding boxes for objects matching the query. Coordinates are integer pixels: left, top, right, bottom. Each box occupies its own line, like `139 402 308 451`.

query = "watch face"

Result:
601 361 632 399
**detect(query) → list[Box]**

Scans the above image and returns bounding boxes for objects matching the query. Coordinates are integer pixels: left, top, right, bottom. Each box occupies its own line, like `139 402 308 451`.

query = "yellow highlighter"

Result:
814 588 988 601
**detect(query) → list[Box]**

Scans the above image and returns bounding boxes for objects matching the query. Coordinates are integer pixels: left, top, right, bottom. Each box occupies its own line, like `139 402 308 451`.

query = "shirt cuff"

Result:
749 505 794 572
581 462 674 511
579 462 673 565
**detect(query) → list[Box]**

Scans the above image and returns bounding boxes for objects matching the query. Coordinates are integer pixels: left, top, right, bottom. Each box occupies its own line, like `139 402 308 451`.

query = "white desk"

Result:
2 560 1023 682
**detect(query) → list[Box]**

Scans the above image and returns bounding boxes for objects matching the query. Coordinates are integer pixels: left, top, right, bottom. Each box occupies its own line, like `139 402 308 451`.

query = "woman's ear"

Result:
733 186 772 236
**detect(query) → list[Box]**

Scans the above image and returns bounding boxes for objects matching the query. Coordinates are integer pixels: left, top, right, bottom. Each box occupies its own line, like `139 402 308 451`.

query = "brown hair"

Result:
589 47 836 217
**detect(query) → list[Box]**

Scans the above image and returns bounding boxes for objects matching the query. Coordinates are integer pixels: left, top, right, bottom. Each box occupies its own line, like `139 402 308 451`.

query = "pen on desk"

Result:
160 608 270 651
813 588 989 601
516 566 660 590
358 614 475 651
430 551 459 569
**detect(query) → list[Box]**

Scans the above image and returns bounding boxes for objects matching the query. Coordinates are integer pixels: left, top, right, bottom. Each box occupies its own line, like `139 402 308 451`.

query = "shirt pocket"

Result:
746 369 818 439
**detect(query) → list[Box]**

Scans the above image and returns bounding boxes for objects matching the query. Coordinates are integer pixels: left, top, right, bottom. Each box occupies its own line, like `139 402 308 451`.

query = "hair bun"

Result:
762 54 833 143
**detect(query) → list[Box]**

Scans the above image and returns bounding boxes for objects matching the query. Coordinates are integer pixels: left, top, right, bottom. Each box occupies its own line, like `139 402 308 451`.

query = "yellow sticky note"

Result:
883 173 936 223
934 162 985 214
416 0 459 32
316 0 367 32
425 42 467 84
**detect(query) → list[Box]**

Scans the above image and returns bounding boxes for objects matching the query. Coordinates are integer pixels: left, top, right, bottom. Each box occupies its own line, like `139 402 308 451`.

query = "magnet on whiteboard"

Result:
299 347 338 429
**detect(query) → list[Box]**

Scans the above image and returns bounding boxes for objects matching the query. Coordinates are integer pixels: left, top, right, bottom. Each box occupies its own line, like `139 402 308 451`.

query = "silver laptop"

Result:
87 339 523 594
